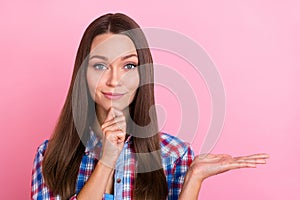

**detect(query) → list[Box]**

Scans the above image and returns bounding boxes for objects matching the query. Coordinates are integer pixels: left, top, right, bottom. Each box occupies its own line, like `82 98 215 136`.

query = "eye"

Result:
124 63 137 70
93 63 108 71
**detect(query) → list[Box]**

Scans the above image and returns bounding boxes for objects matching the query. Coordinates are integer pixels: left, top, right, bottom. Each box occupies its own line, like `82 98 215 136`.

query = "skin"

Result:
78 33 270 200
86 33 139 124
179 153 269 199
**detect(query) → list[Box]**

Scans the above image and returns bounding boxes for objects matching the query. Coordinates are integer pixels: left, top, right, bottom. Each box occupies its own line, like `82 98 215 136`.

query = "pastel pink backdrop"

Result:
0 0 299 199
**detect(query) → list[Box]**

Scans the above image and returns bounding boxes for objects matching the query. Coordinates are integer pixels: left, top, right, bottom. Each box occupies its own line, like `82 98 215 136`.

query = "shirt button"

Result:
116 178 121 183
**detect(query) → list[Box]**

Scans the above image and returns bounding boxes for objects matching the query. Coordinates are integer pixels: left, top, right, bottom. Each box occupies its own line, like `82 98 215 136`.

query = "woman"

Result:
31 13 269 200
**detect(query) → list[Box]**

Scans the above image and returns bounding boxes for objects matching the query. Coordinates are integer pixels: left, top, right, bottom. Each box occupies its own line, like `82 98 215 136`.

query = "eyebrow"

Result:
121 54 138 60
89 55 108 61
89 54 138 61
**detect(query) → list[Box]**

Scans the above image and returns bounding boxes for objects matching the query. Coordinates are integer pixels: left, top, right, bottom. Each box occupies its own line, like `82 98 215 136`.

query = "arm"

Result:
77 107 126 200
179 153 270 200
178 170 202 200
31 141 114 200
76 161 114 200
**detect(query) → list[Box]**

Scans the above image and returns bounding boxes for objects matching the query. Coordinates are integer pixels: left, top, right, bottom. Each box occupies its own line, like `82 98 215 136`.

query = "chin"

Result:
104 103 128 111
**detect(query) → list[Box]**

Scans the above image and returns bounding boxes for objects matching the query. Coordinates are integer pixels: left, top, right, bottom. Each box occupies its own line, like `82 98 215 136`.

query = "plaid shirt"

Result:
31 129 194 200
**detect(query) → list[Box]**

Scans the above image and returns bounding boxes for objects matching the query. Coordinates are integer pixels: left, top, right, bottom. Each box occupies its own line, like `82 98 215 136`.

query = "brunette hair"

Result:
42 13 168 199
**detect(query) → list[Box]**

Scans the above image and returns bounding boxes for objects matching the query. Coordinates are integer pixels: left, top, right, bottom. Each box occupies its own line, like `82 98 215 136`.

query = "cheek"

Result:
86 69 104 98
125 71 140 92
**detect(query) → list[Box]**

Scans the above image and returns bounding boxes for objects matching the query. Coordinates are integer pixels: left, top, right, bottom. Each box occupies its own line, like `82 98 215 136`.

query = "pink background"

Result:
1 0 299 199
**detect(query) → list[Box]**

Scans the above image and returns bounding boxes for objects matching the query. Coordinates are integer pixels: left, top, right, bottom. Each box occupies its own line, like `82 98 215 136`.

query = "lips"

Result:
102 92 125 100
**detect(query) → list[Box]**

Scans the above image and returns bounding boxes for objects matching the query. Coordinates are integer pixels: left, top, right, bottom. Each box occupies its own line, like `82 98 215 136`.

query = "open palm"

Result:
189 153 269 181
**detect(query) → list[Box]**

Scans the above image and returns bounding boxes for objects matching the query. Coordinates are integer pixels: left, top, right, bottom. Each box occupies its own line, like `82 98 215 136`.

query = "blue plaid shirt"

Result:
31 129 194 199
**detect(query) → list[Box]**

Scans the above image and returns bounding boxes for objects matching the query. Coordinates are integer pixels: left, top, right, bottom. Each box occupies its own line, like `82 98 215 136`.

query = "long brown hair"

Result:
42 13 168 200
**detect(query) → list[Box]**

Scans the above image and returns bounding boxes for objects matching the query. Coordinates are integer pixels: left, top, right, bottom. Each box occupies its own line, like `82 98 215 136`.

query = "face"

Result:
86 33 140 114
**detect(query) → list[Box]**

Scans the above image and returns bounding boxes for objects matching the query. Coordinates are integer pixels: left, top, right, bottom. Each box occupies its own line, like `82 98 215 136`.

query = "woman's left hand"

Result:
179 153 269 200
189 153 270 182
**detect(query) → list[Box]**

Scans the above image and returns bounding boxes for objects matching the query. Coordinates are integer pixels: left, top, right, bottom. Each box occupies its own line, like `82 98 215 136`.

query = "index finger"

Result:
105 107 124 122
235 153 270 160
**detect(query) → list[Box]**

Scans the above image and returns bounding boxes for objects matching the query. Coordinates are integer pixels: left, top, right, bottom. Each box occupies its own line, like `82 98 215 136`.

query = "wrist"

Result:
185 170 203 186
99 157 116 169
186 167 206 183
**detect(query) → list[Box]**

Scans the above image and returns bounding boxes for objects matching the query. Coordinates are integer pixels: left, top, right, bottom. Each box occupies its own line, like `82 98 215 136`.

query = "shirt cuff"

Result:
69 194 77 200
103 193 114 200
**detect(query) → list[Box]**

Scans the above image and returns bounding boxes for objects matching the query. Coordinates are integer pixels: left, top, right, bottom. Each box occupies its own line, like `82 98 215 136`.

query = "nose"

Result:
106 66 121 87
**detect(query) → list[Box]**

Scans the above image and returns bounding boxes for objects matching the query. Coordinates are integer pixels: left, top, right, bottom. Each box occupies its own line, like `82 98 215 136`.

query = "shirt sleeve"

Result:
31 140 50 199
31 140 78 200
168 146 194 200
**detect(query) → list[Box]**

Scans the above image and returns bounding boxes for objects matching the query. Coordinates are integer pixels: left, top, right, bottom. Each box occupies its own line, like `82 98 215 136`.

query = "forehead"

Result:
90 33 137 60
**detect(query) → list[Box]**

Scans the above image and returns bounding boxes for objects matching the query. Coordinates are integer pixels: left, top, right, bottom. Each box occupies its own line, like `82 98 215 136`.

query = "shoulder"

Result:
35 140 49 156
159 132 193 159
32 140 49 173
